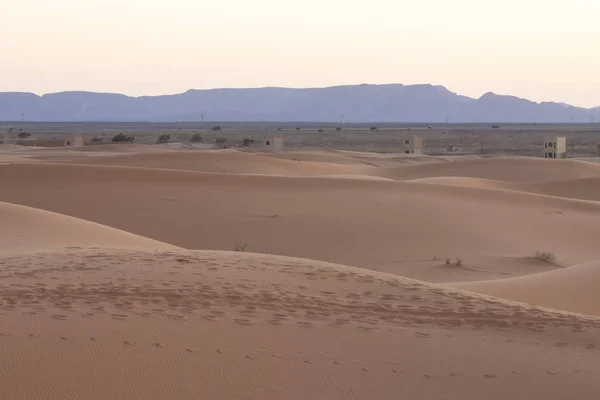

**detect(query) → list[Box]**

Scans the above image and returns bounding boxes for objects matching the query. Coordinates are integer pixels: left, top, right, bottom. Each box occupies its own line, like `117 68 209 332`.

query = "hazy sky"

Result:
2 0 599 107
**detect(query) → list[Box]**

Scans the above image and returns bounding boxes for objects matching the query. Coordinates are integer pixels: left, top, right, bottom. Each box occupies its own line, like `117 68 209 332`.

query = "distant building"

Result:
543 136 566 159
400 136 423 154
265 135 284 151
72 135 84 147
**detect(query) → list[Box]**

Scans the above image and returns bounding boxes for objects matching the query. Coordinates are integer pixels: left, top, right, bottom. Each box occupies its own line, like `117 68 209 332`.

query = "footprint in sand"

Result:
484 374 498 379
413 332 431 339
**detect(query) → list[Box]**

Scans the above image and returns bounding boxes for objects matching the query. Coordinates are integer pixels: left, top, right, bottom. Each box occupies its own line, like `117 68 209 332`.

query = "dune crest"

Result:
454 260 600 316
0 201 179 253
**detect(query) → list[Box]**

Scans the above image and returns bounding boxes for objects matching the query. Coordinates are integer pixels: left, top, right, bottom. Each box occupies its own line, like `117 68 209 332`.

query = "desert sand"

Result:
2 145 600 399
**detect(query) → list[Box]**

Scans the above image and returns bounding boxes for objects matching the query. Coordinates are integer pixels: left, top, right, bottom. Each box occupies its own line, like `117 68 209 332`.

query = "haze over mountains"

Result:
1 84 599 123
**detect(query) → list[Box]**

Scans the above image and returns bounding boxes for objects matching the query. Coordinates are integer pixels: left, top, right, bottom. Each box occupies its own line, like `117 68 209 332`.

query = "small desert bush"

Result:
234 244 248 252
535 251 556 264
444 257 462 266
157 134 170 144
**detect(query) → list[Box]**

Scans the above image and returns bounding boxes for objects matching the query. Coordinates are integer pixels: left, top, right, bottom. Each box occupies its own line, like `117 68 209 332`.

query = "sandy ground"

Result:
2 145 600 399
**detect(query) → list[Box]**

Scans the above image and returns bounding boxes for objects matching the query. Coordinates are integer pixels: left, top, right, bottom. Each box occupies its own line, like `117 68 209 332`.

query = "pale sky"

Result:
1 0 599 107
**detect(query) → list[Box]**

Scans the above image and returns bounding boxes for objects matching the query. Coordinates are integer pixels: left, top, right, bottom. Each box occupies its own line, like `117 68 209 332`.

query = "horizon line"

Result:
1 83 598 110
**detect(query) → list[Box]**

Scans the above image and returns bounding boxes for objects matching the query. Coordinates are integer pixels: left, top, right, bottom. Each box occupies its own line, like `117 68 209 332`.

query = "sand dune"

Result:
410 176 600 202
1 249 599 400
0 201 178 253
3 162 600 280
409 176 518 190
383 157 600 182
71 150 376 176
251 149 382 166
454 260 600 317
71 143 184 153
3 144 600 399
521 177 600 202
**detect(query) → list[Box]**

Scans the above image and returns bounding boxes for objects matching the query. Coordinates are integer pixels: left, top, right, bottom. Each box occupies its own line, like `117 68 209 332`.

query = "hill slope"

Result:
1 84 599 122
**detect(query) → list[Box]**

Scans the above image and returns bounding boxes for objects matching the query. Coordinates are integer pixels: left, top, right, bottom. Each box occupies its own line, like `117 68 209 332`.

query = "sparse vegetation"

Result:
212 126 222 131
336 127 342 132
317 129 325 133
157 134 170 144
295 127 301 131
535 251 556 264
455 257 463 267
214 137 227 145
445 258 452 265
18 131 31 138
234 244 248 252
91 137 103 142
242 138 255 147
369 127 378 132
191 132 203 143
111 132 134 143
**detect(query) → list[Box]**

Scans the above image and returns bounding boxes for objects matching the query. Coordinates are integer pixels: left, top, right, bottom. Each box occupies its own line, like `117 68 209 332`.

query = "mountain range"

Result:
0 84 598 123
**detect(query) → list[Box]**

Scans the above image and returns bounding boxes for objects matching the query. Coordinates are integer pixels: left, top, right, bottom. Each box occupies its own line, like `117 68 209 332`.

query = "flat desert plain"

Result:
2 144 600 399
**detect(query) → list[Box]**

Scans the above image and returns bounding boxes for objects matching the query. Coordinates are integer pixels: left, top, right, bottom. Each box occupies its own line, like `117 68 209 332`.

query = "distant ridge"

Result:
0 84 598 123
